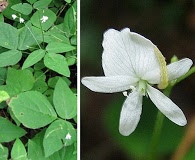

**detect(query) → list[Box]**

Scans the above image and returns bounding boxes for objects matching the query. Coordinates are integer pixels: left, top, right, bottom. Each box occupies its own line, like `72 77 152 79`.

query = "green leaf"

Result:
22 49 46 69
66 51 76 66
44 52 70 77
33 0 52 9
48 76 71 88
53 78 76 119
0 143 8 160
11 139 27 160
0 50 22 67
0 22 18 49
0 14 4 22
28 130 47 159
34 70 46 81
34 61 45 70
6 68 34 96
43 119 67 157
0 67 6 85
70 35 77 45
44 30 70 44
18 22 43 50
26 0 37 4
11 3 33 15
0 101 6 109
64 4 77 37
0 90 10 103
9 91 57 129
65 0 71 3
8 107 21 126
43 119 76 157
59 145 76 160
62 121 76 147
32 79 48 93
43 89 53 104
0 117 26 142
46 42 75 53
0 86 16 100
47 144 76 160
31 9 56 31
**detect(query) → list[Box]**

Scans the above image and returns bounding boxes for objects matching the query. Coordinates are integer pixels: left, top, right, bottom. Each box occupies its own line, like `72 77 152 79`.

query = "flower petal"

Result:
119 90 143 136
167 58 193 81
147 85 187 126
142 68 160 84
81 76 138 93
102 28 159 78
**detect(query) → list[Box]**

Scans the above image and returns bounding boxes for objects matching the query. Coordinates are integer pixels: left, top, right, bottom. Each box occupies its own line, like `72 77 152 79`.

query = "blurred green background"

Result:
81 0 195 159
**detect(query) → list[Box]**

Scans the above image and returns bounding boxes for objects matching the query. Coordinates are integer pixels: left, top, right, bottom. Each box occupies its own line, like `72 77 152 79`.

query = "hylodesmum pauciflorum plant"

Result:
0 0 77 159
81 28 193 137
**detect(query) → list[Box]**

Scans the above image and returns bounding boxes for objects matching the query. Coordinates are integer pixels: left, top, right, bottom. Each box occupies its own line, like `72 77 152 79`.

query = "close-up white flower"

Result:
19 17 24 23
65 133 72 140
81 28 193 136
11 14 17 20
40 15 48 23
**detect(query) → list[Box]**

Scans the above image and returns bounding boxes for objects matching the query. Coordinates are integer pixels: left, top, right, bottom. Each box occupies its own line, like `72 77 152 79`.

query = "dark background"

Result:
81 0 195 159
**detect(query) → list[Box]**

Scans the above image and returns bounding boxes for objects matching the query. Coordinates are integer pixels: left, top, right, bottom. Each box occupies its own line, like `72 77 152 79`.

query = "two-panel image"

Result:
0 0 194 159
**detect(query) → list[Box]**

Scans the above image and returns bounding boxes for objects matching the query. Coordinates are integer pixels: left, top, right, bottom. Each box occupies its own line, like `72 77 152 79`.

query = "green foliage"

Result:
11 3 33 15
0 50 22 67
11 139 27 159
46 42 75 53
43 119 76 157
0 0 77 159
9 91 57 129
0 143 8 160
31 9 57 31
22 49 46 69
64 1 77 37
53 78 77 119
0 91 10 103
17 22 42 50
0 117 26 142
33 0 53 9
0 23 18 49
44 52 70 76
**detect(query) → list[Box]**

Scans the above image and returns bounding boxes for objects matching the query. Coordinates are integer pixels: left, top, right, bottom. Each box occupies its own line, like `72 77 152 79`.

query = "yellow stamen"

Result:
154 47 168 89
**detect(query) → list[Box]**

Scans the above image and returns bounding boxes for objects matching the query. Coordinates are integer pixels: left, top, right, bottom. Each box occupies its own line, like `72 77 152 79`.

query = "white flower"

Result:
40 15 48 23
19 17 24 23
12 14 17 20
65 133 71 140
81 28 193 136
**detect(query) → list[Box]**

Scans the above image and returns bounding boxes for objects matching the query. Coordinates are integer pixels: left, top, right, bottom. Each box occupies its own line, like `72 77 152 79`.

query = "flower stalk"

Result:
149 111 165 160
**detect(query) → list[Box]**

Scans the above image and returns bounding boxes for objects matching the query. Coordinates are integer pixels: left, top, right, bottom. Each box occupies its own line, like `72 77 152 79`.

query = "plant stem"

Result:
148 111 164 160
